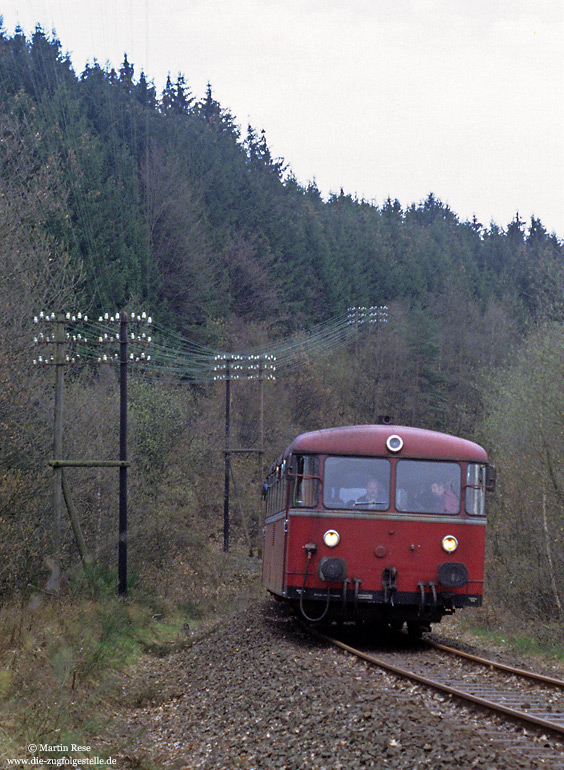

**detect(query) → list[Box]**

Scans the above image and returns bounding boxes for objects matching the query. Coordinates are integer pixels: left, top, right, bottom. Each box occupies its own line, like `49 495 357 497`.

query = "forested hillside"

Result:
1 25 563 633
2 26 563 331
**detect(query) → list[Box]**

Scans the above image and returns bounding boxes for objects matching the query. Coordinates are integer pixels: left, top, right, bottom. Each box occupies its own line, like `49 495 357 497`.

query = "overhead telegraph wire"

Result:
32 306 388 382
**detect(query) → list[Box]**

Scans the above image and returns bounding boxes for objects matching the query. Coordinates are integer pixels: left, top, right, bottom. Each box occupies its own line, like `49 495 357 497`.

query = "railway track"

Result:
317 628 564 767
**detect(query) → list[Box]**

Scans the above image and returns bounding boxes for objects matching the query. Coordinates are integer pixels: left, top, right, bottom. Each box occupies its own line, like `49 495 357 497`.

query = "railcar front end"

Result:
262 425 494 632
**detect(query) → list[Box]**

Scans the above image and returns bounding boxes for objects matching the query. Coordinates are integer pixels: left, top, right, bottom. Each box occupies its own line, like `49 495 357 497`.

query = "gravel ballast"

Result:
114 600 562 769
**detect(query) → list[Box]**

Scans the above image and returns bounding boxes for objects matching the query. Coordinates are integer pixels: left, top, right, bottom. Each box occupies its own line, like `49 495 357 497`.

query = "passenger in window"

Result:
356 479 387 507
430 482 459 513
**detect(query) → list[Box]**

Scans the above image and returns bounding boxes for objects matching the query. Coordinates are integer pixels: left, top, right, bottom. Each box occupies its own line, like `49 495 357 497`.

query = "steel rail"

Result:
425 638 564 689
318 632 564 737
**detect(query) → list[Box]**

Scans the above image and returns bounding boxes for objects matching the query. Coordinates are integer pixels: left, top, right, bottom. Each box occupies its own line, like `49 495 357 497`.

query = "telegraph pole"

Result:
215 354 275 553
223 357 232 552
257 358 265 557
51 314 65 595
118 311 128 596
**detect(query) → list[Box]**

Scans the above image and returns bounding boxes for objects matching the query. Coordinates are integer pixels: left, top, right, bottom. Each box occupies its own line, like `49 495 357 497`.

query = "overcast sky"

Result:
2 0 563 236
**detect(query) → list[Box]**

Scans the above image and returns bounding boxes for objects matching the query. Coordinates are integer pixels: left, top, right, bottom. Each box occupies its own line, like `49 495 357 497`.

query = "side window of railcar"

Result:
265 471 277 516
465 463 487 516
323 457 391 510
292 455 320 507
395 461 461 514
265 463 286 515
276 463 284 511
265 475 272 516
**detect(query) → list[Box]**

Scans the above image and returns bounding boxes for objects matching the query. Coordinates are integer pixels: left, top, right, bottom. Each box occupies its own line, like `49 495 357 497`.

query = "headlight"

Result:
442 535 458 553
323 529 340 548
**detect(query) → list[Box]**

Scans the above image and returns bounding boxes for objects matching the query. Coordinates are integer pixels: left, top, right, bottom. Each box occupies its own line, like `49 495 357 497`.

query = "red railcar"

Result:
262 425 495 632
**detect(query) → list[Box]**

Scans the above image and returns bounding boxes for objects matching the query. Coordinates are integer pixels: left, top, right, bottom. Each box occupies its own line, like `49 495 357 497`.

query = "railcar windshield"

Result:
395 460 461 513
323 457 391 510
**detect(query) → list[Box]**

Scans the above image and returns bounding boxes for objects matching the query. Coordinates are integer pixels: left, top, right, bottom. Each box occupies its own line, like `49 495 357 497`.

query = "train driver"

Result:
356 478 387 507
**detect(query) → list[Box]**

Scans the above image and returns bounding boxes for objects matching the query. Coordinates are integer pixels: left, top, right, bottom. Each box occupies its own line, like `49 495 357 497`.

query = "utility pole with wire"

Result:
213 354 276 552
33 310 152 596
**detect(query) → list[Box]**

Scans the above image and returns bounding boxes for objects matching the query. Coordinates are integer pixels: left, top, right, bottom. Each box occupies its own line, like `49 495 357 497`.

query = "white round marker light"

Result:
323 529 340 548
386 434 403 453
442 535 458 553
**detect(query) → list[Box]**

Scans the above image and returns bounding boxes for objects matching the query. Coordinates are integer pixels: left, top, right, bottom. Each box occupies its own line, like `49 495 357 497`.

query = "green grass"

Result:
459 609 564 663
510 632 564 660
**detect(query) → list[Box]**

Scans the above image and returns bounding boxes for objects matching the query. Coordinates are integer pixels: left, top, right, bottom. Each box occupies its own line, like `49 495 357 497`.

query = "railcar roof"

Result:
285 425 488 462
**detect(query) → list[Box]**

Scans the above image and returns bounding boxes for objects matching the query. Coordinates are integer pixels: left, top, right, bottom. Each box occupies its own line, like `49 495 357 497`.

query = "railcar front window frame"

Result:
290 454 320 508
465 463 487 516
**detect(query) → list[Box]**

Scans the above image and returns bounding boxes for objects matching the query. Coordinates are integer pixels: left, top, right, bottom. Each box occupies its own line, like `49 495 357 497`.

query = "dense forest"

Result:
1 24 564 634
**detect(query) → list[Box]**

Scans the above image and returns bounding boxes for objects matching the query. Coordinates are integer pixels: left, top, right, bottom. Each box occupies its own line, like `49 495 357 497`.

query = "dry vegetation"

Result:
0 542 263 766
